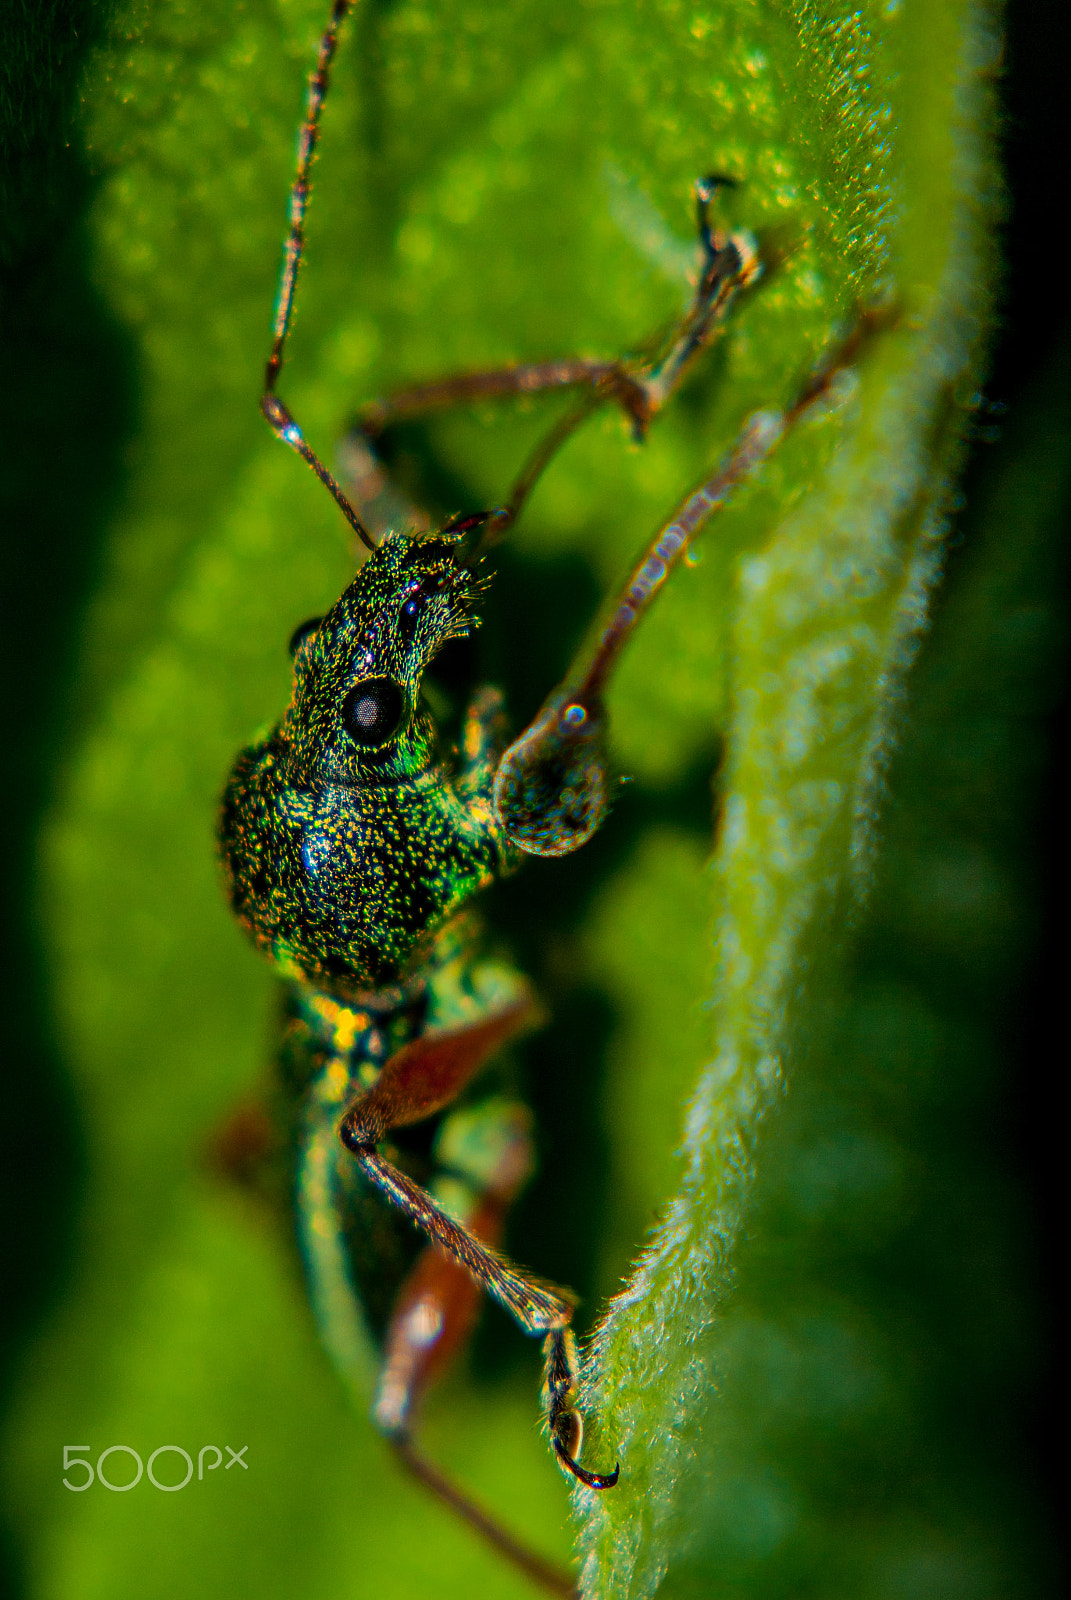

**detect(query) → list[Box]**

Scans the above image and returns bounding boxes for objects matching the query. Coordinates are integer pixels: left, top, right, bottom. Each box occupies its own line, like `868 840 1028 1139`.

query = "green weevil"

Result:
217 1 879 1590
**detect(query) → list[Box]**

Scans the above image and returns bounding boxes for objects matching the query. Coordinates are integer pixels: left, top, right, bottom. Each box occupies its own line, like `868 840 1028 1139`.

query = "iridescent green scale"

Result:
279 985 426 1343
272 947 537 1415
220 529 515 994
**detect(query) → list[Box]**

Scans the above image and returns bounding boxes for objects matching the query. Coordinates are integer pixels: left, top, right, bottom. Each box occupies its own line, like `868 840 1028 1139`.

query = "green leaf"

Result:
4 1 1057 1599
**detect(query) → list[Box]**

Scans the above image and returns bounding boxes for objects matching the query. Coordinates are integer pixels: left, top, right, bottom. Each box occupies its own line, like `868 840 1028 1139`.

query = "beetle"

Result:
217 1 879 1590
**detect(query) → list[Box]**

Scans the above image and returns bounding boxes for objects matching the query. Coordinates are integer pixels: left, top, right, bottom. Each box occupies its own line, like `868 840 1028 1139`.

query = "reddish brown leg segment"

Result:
357 357 647 436
338 1005 618 1488
340 177 759 552
493 309 897 859
374 1112 579 1597
392 1441 578 1598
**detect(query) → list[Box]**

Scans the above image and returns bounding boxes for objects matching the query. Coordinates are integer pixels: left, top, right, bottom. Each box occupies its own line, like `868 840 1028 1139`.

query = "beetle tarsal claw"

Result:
552 1437 620 1492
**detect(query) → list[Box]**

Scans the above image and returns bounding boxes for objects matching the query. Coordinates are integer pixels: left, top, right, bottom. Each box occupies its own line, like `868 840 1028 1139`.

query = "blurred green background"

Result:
0 2 1064 1598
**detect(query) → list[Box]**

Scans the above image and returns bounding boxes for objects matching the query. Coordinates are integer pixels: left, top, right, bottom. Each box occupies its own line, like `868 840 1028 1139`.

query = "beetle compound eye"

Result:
342 677 405 747
288 616 323 658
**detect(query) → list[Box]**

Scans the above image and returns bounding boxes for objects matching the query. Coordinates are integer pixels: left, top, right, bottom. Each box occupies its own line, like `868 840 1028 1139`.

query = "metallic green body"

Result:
218 524 536 1394
219 528 517 994
279 937 533 1396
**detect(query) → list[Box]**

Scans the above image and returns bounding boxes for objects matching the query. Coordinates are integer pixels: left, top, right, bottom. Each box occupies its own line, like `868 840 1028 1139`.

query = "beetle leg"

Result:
455 685 512 810
339 1004 571 1336
351 179 756 448
637 177 761 422
480 204 758 548
347 1144 617 1493
390 1438 577 1596
373 1100 535 1436
355 357 648 438
343 987 539 1137
294 1091 576 1596
369 1102 579 1597
495 309 897 857
338 181 758 553
337 188 755 554
543 1327 619 1491
341 1138 574 1334
338 1010 618 1489
339 371 629 553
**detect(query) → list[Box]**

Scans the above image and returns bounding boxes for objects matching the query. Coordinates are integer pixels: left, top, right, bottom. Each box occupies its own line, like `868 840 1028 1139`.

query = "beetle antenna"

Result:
261 0 377 553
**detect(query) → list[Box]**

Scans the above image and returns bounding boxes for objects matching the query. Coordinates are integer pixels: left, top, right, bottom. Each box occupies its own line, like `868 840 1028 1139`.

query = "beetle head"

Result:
281 519 489 786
